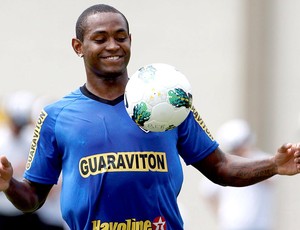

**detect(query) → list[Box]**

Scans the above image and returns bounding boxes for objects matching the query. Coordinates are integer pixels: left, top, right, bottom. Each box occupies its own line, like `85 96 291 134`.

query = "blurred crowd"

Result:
0 90 67 230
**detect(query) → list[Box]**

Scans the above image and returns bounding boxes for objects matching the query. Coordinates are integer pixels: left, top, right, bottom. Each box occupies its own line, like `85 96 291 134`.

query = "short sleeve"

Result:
24 107 62 184
177 107 219 165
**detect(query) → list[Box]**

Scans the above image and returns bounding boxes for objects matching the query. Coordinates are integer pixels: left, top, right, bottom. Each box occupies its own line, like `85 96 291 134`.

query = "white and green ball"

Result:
124 63 193 132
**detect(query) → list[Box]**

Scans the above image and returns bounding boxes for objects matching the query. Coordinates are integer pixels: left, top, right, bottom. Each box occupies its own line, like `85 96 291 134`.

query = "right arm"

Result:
0 156 53 213
192 144 300 187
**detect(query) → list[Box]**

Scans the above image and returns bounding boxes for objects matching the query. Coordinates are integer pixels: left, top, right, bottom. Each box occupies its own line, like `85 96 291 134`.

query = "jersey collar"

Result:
80 84 124 106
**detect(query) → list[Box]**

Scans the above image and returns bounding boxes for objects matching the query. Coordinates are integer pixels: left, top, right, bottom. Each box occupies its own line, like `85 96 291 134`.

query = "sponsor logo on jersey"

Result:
26 109 47 170
91 216 166 230
152 216 167 230
79 151 168 178
191 106 214 140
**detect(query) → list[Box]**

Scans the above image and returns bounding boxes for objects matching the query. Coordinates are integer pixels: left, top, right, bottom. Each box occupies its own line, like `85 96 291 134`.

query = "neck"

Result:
86 74 128 100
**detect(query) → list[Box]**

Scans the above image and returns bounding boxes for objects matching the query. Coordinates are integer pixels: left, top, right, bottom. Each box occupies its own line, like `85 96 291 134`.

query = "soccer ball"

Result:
124 63 193 132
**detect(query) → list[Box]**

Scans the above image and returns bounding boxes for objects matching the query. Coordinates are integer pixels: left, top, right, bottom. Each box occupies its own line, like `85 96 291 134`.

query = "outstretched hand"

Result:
274 143 300 175
0 155 13 191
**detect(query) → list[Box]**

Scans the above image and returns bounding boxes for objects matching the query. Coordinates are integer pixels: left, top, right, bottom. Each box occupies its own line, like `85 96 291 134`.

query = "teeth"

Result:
105 56 120 60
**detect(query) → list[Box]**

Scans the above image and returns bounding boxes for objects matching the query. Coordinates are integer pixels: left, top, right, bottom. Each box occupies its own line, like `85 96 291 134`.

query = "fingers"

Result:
278 143 300 155
278 143 293 153
292 144 300 171
293 144 300 157
0 156 12 177
0 156 10 169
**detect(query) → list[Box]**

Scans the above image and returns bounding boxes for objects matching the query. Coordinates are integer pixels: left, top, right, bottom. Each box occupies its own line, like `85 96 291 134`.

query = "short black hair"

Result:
75 4 130 42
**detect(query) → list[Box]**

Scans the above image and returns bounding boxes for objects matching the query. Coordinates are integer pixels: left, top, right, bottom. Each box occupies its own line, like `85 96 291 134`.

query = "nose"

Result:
106 38 119 50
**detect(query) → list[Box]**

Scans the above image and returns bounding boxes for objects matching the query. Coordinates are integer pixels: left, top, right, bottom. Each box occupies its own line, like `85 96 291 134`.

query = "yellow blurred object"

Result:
0 105 8 124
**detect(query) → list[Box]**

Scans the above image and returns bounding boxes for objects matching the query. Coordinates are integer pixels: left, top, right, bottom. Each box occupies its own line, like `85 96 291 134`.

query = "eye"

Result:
92 34 107 43
115 32 129 42
116 36 127 42
94 38 106 43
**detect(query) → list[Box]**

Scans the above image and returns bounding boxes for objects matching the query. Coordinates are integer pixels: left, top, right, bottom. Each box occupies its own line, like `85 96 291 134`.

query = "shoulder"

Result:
179 106 215 142
44 88 86 115
32 88 87 128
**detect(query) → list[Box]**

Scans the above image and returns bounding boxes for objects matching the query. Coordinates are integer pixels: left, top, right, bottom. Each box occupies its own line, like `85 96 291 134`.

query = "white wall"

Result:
1 0 300 229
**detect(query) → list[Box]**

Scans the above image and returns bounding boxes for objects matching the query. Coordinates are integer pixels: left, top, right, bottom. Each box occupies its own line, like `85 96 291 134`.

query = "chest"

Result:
55 101 181 173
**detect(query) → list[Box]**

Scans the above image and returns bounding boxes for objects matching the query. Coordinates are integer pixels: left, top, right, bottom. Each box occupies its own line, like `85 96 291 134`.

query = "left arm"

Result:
192 143 300 187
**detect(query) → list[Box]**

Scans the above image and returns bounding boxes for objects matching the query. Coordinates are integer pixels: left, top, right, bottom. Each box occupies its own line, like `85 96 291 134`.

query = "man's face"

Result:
81 12 131 78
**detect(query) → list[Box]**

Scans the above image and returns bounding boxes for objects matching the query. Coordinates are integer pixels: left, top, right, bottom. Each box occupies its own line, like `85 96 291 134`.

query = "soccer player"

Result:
0 4 300 230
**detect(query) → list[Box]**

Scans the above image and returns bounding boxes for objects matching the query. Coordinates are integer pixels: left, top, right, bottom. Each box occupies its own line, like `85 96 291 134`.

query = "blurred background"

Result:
1 0 300 229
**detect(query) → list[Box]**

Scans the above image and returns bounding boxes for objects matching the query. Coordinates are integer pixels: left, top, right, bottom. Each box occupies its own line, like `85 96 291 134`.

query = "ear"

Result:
129 34 132 44
72 38 83 57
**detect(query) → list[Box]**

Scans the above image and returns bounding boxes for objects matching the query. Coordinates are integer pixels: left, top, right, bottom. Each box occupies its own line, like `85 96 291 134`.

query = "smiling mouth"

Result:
103 56 121 60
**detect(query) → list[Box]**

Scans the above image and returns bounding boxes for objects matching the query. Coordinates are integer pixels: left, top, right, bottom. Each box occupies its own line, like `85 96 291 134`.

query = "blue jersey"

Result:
24 85 218 230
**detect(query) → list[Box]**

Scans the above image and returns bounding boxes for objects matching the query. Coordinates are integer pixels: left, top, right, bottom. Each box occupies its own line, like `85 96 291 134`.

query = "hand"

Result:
0 156 13 191
274 143 300 175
